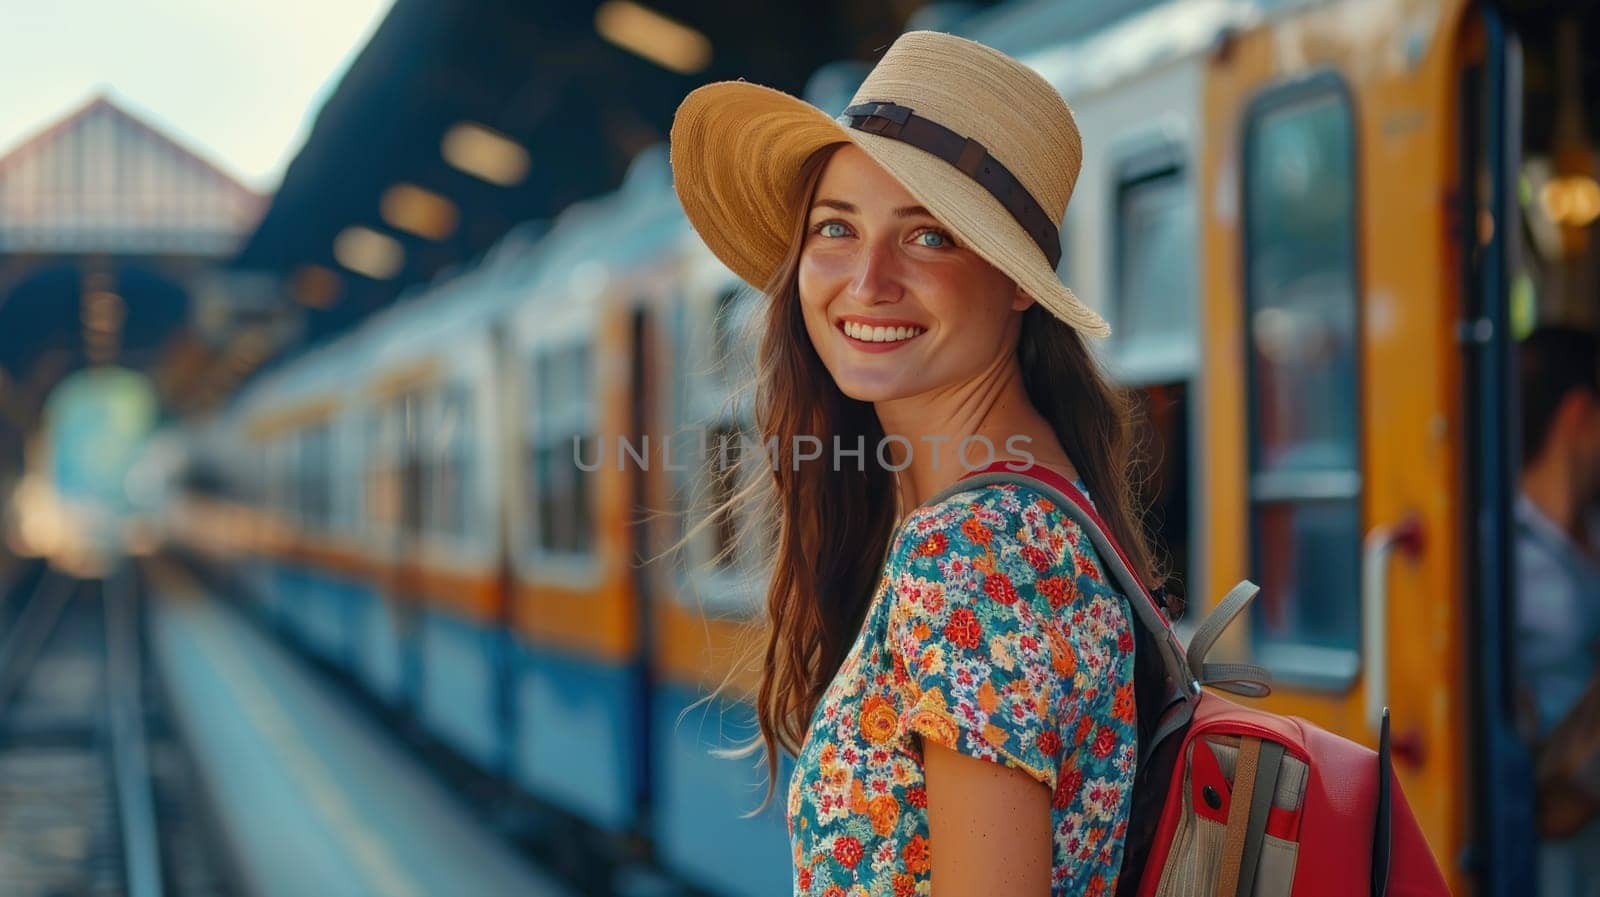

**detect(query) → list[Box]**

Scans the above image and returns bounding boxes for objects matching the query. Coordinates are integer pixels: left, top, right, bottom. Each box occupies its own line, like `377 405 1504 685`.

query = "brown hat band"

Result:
838 100 1061 269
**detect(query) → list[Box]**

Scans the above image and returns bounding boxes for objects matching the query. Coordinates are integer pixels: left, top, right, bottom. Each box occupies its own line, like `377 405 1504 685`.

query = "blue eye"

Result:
916 229 951 248
816 221 849 238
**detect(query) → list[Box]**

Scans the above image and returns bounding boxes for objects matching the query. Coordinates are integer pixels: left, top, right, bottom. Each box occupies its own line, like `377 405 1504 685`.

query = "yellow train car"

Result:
1196 0 1483 880
1186 2 1567 891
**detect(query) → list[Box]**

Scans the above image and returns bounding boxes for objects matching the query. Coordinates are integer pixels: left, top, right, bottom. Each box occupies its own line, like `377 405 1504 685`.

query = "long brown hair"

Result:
679 142 1170 815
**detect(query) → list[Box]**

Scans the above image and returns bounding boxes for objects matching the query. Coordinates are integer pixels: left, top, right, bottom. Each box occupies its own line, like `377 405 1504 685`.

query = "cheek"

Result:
798 248 851 296
795 258 836 343
797 249 856 323
917 268 1014 336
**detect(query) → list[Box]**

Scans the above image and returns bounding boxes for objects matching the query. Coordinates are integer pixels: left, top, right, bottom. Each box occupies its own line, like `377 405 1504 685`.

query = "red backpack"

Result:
955 462 1450 897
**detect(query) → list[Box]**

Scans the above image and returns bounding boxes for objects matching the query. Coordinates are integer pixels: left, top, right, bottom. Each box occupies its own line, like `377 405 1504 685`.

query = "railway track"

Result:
0 560 233 897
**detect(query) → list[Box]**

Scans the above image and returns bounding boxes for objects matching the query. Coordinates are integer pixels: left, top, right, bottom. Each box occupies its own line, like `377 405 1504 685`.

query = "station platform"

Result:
146 562 577 897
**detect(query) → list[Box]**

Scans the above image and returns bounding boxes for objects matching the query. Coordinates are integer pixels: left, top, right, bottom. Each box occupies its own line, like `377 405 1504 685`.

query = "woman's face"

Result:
797 144 1033 403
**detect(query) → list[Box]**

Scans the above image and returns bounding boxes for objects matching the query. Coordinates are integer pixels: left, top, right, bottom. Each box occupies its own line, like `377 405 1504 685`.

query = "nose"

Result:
847 235 904 305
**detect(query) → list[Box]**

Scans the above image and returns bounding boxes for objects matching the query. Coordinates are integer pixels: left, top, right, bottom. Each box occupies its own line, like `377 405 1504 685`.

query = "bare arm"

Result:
924 738 1053 896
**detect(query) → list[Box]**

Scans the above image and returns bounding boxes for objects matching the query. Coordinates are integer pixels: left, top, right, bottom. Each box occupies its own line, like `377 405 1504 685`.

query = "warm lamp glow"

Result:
381 183 458 241
441 122 530 187
595 1 711 75
1540 174 1600 228
333 227 405 280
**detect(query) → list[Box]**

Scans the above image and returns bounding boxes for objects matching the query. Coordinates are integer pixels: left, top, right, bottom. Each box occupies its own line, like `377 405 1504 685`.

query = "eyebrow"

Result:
810 198 936 220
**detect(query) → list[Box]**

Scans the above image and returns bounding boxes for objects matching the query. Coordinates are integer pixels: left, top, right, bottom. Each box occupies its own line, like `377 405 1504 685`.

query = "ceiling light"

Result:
596 1 711 75
333 227 405 280
381 183 459 240
441 122 530 187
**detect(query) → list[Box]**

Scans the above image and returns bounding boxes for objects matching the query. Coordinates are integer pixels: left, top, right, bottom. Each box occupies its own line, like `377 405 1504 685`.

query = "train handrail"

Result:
1361 514 1425 735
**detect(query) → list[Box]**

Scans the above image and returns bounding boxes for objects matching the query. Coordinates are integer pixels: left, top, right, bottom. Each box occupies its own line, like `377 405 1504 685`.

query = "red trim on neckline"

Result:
960 459 1078 495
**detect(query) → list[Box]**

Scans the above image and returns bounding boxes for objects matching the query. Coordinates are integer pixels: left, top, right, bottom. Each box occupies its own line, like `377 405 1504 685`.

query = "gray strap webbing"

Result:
1201 662 1272 699
1185 581 1272 697
1186 581 1257 673
1236 740 1286 897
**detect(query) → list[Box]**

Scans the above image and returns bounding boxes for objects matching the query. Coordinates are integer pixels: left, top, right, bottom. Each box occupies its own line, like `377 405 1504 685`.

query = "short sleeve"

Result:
885 484 1137 792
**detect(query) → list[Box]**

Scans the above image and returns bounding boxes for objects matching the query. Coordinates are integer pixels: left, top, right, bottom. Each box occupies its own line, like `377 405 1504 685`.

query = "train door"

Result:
1197 1 1480 887
488 321 520 777
1457 10 1539 893
626 301 659 830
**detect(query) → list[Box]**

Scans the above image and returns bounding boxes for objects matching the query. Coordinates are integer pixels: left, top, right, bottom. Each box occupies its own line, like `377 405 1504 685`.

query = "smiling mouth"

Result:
839 320 927 343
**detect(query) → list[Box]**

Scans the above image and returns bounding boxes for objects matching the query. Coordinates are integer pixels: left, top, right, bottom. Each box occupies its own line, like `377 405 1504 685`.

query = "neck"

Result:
874 356 1071 512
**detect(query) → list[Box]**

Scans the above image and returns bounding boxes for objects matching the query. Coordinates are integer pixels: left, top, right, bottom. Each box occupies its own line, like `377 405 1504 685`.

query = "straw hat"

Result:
669 29 1109 338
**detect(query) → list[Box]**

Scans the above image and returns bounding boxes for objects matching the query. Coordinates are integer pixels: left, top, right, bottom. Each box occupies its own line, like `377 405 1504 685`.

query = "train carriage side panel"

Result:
507 278 646 833
411 328 508 771
1196 0 1473 883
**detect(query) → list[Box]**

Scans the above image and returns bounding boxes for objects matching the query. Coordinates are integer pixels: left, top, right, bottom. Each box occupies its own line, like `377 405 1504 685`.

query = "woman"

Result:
669 30 1173 896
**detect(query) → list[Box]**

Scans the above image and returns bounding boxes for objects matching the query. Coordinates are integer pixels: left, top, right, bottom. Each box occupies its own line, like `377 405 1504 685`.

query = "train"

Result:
170 0 1588 893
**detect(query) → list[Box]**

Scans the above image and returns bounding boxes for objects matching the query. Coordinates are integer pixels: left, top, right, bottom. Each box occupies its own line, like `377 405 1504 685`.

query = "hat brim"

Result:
669 80 1110 338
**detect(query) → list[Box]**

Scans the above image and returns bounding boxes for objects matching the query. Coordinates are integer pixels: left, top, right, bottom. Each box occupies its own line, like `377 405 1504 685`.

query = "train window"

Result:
266 436 288 518
273 438 289 517
712 285 761 388
669 284 772 611
298 423 332 531
680 418 772 613
428 384 477 541
296 430 308 528
677 285 760 433
1242 79 1362 685
398 391 426 538
364 406 395 536
527 342 596 558
334 415 360 534
704 421 746 571
1114 150 1197 378
365 395 418 538
712 287 741 375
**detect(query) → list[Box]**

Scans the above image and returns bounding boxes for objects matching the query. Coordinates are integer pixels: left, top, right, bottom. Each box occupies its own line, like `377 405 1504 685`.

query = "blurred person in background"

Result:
1515 325 1600 897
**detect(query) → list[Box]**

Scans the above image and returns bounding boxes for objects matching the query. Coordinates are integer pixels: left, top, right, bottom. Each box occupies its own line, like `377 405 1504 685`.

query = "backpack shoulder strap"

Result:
930 462 1272 701
927 463 1200 733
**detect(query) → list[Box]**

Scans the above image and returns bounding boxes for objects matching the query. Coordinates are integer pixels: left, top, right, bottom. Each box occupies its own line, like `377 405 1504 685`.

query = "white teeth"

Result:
843 321 925 342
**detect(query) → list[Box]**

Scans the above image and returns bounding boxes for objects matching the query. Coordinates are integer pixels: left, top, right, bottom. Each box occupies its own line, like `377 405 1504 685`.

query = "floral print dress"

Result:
786 478 1139 897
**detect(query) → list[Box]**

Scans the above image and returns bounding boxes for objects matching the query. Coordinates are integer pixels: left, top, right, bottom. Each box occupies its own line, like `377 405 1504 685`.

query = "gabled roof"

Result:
0 92 264 256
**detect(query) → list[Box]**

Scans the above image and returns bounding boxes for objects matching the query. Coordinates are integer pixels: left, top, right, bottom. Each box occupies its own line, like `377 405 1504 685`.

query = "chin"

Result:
831 374 917 404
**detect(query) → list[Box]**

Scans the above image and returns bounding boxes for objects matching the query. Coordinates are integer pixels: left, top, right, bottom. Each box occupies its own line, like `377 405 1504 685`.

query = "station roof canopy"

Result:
0 94 266 462
231 0 1011 349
